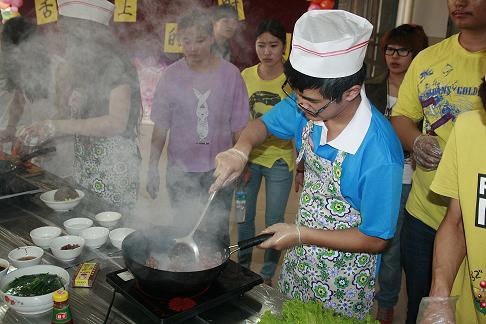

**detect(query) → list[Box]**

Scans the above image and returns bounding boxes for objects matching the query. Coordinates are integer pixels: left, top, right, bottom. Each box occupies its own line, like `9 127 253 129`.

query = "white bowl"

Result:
49 236 85 262
29 226 62 249
0 265 69 315
39 189 84 212
109 228 135 249
8 246 44 268
0 258 9 282
63 217 93 235
95 211 122 229
80 227 109 249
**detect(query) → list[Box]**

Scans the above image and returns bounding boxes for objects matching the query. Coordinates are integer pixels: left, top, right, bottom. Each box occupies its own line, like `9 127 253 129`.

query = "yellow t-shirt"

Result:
241 64 294 170
430 110 486 324
392 33 486 230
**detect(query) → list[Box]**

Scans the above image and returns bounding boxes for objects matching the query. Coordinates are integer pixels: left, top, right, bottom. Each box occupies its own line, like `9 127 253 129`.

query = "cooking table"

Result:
0 173 287 323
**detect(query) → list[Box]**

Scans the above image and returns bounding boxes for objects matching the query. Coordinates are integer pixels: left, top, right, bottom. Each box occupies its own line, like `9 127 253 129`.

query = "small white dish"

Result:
49 236 85 262
8 246 44 268
95 211 122 229
63 217 93 235
29 226 62 249
80 227 109 249
0 258 9 282
39 189 84 212
109 228 135 249
0 265 69 315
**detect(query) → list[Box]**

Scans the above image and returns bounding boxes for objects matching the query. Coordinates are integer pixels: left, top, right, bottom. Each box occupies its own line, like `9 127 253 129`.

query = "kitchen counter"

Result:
0 173 287 323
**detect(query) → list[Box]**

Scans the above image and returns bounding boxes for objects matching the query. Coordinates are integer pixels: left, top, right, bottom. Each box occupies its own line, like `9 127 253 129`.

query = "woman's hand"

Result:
146 165 160 199
15 120 56 147
259 223 300 250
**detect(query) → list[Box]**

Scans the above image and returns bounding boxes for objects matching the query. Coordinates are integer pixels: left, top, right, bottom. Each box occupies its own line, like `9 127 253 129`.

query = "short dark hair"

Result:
380 24 428 58
284 60 367 102
479 77 486 112
255 19 286 45
177 8 213 36
212 4 238 21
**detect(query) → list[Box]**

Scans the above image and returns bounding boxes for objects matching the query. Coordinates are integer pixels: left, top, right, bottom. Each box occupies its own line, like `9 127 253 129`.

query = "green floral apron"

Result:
73 135 140 213
278 121 377 320
68 88 140 214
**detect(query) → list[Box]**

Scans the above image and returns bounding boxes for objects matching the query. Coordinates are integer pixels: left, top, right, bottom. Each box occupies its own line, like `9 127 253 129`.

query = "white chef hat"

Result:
57 0 114 26
289 10 373 78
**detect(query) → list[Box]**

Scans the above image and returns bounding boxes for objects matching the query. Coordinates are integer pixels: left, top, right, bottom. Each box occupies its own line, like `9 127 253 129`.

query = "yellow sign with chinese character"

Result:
284 33 292 61
35 0 58 25
164 23 182 53
217 0 245 21
114 0 137 22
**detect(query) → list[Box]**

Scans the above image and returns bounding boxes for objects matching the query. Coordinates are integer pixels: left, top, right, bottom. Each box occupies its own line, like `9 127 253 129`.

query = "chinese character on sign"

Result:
35 0 57 25
217 0 245 20
163 23 182 53
114 0 137 22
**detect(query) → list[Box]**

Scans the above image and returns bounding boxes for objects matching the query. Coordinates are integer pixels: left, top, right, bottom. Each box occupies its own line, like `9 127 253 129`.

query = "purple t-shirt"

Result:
151 58 249 172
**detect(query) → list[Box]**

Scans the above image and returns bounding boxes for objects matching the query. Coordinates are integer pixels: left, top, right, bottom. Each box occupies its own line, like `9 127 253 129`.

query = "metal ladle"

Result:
170 190 218 261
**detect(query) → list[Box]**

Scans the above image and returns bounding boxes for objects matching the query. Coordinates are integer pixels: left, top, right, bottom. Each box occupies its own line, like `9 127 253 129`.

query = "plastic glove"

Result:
146 165 160 199
412 134 442 170
417 296 458 324
259 223 300 250
15 120 56 147
209 148 248 192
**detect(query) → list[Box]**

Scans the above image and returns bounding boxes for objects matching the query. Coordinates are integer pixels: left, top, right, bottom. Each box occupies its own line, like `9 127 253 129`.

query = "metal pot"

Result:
122 225 271 296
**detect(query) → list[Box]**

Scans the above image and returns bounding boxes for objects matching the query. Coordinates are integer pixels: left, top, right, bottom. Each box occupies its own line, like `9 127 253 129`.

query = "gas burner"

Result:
106 260 262 323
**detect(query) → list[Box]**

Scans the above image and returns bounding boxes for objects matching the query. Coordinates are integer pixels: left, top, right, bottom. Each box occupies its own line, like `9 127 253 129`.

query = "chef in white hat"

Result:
210 10 404 319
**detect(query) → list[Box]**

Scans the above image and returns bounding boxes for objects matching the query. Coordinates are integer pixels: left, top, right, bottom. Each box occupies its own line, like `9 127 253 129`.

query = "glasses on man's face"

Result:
384 46 412 57
281 81 335 117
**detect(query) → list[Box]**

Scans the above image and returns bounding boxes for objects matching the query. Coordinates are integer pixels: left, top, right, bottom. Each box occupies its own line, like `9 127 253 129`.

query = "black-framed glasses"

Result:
384 46 412 57
281 80 335 117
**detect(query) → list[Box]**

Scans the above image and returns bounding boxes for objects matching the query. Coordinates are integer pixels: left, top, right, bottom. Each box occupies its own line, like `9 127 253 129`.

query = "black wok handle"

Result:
237 233 273 250
20 147 56 162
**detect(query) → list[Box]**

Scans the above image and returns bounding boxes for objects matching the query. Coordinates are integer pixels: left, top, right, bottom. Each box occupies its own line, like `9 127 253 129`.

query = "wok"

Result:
122 226 272 296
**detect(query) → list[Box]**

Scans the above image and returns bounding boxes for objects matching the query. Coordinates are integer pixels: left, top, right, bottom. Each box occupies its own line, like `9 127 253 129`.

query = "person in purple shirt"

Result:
147 8 249 244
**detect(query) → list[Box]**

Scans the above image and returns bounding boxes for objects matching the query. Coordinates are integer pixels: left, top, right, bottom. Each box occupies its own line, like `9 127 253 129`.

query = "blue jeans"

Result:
401 210 436 324
375 183 411 309
237 159 293 279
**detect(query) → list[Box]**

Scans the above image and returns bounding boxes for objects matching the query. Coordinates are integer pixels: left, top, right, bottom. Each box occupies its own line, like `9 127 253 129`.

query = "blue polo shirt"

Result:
261 96 404 240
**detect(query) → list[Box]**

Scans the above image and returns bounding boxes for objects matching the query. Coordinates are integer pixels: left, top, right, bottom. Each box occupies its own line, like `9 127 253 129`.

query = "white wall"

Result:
411 0 449 41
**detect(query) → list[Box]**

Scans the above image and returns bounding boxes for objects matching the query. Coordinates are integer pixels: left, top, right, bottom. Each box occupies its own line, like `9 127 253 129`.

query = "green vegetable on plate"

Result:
4 273 64 297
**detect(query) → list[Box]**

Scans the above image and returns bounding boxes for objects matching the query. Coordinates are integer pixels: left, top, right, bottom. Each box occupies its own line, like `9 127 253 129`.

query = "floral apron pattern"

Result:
73 135 139 213
278 121 377 320
69 88 140 214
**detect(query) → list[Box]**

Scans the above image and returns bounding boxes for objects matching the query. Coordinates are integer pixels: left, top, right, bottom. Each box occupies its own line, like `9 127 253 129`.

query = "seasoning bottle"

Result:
235 177 246 223
51 289 73 324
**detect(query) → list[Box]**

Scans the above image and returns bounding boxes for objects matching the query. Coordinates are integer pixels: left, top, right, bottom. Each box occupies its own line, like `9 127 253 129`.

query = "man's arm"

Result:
233 119 268 156
390 115 422 151
429 198 466 296
260 224 388 253
210 119 268 191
